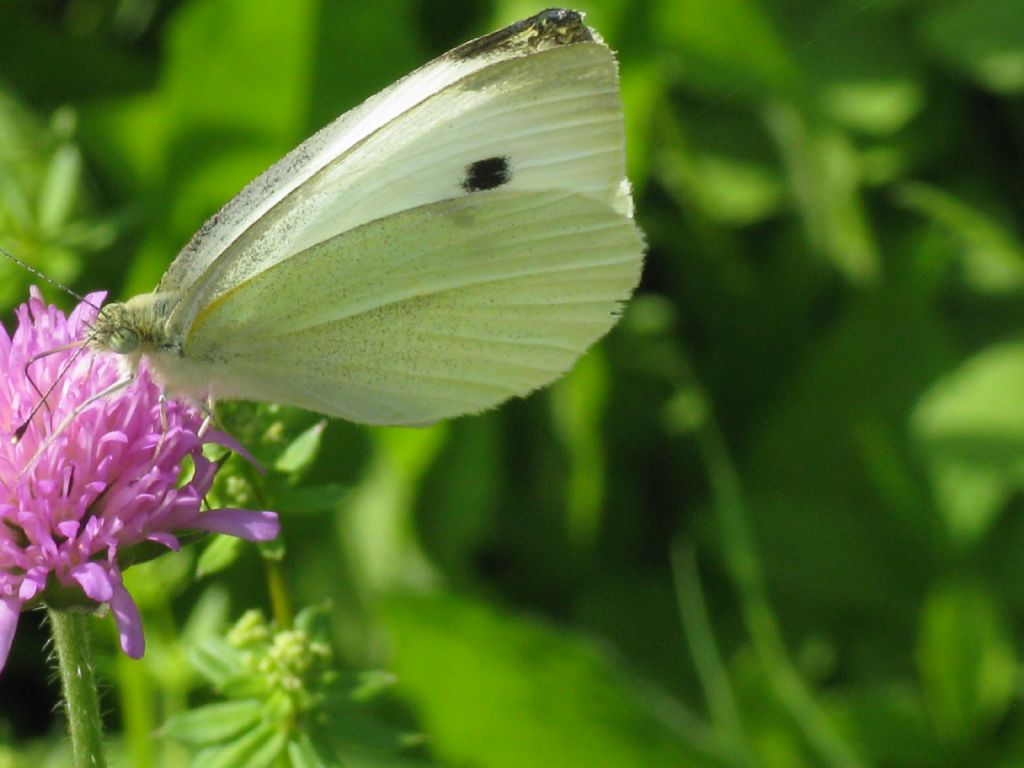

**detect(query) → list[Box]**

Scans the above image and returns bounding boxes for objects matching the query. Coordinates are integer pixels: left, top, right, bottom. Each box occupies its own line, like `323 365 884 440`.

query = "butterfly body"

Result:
89 9 644 426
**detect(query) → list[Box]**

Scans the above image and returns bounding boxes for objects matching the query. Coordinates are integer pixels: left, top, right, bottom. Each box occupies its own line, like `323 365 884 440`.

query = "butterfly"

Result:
87 8 644 426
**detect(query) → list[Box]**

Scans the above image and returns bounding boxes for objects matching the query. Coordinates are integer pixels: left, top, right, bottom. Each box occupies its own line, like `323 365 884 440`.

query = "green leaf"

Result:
743 279 952 613
37 140 81 235
418 416 500 582
794 4 925 136
920 0 1024 94
837 683 943 767
765 103 879 283
197 534 243 578
912 340 1024 544
550 349 611 550
287 734 329 768
916 583 1016 744
276 483 348 514
191 721 288 768
190 637 246 688
121 546 195 606
314 689 416 755
383 593 715 768
274 420 327 475
654 97 786 227
350 670 398 702
161 0 317 146
182 586 232 646
619 60 663 191
896 182 1024 294
339 426 447 595
163 699 265 746
104 0 320 297
653 0 800 96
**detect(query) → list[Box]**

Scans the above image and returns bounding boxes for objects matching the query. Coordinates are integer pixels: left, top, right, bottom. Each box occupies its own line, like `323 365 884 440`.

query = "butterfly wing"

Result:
181 189 642 425
162 10 633 337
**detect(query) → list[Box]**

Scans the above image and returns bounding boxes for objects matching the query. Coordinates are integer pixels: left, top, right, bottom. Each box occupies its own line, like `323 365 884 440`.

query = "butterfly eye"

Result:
108 327 140 354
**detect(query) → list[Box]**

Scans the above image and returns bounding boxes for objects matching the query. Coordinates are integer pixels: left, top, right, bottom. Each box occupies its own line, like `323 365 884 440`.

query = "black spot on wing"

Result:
462 156 511 192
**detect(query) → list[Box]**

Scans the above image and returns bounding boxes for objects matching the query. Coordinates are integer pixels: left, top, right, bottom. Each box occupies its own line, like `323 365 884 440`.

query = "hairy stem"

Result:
48 608 107 768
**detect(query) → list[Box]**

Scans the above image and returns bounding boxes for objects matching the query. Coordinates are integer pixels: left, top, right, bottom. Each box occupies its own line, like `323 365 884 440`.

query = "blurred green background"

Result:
2 0 1024 765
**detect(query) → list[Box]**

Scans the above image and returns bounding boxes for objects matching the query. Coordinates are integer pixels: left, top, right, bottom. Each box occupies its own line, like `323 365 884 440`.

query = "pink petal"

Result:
110 583 144 659
70 563 114 602
19 571 46 601
205 430 264 473
190 509 280 541
147 532 180 550
99 432 129 447
0 597 22 673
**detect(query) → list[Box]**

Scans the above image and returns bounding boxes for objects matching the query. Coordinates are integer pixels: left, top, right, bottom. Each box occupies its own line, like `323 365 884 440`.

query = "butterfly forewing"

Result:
167 38 628 337
156 11 596 297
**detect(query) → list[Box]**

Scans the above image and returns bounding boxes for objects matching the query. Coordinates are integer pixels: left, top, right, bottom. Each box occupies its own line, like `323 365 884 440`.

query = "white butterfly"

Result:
88 9 644 426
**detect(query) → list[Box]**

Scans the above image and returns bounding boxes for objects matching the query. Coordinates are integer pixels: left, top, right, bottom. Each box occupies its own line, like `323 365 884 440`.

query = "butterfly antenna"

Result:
0 244 100 311
13 341 89 443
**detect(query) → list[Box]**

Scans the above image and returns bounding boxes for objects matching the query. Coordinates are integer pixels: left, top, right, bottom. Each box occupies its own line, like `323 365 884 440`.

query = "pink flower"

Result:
0 288 279 671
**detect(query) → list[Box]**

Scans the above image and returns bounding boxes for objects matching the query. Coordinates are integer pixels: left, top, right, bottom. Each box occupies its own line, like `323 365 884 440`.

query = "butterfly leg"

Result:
158 390 170 431
196 395 218 437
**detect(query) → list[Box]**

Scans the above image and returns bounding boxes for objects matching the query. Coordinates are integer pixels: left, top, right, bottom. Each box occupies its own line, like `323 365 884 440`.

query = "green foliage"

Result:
2 0 1024 766
0 95 115 306
383 593 715 767
168 607 419 767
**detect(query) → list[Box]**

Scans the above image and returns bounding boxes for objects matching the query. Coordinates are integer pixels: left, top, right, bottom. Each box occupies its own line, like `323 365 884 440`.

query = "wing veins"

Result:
412 331 583 355
243 253 638 339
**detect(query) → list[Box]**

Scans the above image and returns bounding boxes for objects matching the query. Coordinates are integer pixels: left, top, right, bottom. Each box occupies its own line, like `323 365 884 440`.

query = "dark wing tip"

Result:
451 9 594 61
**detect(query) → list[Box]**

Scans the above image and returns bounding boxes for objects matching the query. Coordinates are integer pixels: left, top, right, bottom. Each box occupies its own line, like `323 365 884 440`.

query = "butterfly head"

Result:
89 303 141 354
87 293 180 360
88 302 141 355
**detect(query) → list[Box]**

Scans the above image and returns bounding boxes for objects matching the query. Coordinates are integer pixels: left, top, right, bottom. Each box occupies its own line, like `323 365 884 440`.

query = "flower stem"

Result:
266 558 294 630
48 607 108 768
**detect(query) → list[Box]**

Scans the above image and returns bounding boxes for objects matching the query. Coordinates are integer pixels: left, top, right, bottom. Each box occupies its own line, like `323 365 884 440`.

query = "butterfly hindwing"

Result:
182 189 642 425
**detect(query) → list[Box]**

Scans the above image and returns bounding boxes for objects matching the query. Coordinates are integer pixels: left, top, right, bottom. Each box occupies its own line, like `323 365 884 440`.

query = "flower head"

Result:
0 288 279 670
